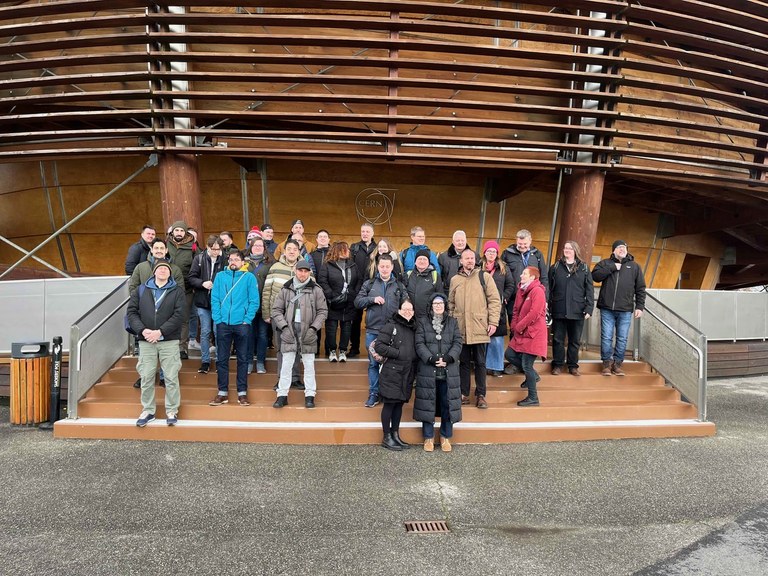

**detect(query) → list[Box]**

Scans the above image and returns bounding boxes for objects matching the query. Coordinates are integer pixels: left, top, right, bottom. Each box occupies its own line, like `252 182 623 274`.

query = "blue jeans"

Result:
486 336 504 371
365 331 380 396
216 323 250 395
197 307 214 363
600 309 633 363
422 379 453 439
249 314 269 364
189 303 199 342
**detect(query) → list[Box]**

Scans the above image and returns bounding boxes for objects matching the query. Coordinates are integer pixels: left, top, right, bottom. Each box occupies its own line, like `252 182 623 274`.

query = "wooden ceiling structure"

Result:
1 0 767 287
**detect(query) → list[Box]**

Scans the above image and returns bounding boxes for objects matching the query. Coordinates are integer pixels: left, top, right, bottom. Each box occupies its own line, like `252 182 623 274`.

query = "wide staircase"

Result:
54 356 715 444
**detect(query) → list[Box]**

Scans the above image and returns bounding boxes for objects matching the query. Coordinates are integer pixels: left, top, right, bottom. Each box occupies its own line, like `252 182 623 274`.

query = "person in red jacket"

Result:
505 266 548 406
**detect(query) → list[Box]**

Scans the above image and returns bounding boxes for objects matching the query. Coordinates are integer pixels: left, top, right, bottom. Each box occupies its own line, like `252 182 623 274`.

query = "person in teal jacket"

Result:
210 250 260 406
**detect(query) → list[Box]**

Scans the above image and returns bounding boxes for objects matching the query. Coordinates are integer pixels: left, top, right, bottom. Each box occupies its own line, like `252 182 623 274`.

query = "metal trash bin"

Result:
10 342 51 426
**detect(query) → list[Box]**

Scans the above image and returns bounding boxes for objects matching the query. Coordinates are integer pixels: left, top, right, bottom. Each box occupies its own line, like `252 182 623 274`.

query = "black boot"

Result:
382 433 403 451
517 390 540 407
392 430 411 449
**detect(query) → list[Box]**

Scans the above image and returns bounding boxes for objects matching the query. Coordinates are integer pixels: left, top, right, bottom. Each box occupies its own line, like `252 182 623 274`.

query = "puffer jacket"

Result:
127 277 186 341
354 275 406 334
448 267 501 345
374 313 417 403
271 278 328 354
485 262 515 337
261 256 297 321
509 278 548 358
414 298 464 424
405 266 443 317
592 253 647 312
211 265 260 326
549 258 594 319
318 259 359 322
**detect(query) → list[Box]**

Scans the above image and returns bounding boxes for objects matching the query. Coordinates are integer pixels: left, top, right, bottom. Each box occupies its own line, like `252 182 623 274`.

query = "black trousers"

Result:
551 318 584 368
349 308 364 354
459 343 487 397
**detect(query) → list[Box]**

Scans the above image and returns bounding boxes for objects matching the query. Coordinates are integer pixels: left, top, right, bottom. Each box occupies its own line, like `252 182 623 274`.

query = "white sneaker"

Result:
188 340 201 350
329 350 338 362
209 345 217 356
338 351 347 362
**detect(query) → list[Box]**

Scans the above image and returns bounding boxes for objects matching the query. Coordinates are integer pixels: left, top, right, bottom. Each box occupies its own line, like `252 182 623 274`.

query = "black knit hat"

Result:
415 248 431 261
612 240 627 251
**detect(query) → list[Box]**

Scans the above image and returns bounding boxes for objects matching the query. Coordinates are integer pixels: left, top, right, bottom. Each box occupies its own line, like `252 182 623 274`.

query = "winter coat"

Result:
592 253 647 312
548 258 595 319
401 244 441 275
127 277 186 342
509 278 548 358
271 279 328 354
501 244 550 306
374 313 417 403
125 238 152 275
264 238 278 257
486 262 515 337
129 255 185 296
438 244 480 287
211 266 260 326
448 267 501 345
261 256 297 321
166 221 197 288
405 266 443 317
354 275 406 335
187 252 226 309
318 259 359 321
414 306 464 424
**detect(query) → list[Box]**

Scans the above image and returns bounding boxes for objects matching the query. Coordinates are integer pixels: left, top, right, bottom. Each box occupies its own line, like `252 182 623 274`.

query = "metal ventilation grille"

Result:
404 520 450 533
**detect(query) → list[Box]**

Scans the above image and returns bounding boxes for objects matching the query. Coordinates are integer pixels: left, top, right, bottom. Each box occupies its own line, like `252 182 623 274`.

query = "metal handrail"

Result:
637 293 707 421
67 278 131 419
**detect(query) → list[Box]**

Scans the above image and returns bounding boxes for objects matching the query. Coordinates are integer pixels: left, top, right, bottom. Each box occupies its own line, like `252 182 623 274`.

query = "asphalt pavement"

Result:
1 375 767 576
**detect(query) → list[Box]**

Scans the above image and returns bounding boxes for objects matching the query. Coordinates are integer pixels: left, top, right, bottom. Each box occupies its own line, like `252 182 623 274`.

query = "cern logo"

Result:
356 188 397 231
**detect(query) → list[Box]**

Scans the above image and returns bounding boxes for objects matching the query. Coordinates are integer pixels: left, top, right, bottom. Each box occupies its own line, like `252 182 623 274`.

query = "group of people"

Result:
125 220 647 451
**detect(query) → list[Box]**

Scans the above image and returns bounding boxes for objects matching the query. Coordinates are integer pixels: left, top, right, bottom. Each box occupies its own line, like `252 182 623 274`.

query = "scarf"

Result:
292 276 311 292
431 313 444 340
484 261 496 273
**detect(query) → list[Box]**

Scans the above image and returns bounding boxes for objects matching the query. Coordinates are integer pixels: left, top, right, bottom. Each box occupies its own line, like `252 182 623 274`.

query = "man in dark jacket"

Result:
591 240 647 376
437 230 479 287
501 229 549 321
187 235 226 374
127 261 186 427
349 222 376 357
261 224 279 257
124 225 156 275
167 220 198 358
355 253 406 408
406 249 443 317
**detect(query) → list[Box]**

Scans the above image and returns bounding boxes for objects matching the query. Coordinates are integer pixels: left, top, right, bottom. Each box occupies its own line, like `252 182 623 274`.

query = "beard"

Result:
173 233 185 242
229 263 239 271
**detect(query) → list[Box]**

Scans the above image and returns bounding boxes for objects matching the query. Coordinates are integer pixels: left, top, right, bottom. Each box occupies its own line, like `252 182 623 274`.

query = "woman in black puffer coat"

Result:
318 241 359 362
373 299 417 451
414 293 463 453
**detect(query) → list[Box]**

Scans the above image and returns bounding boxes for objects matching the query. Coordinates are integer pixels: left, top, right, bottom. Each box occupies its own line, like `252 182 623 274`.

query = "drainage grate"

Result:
404 520 450 533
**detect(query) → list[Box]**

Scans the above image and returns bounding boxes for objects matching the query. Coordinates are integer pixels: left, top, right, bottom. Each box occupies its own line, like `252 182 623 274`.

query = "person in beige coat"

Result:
448 249 501 408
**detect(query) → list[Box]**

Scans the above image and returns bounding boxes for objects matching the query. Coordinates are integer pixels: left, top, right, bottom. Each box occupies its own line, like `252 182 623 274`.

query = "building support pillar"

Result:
556 169 605 266
159 153 203 235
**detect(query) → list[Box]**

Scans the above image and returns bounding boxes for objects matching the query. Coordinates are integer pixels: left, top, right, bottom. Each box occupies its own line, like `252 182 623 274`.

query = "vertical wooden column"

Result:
556 169 605 266
159 153 203 235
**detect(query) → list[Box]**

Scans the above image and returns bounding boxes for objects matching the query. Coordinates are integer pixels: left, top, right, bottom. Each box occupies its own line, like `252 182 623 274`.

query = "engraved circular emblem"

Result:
356 188 396 230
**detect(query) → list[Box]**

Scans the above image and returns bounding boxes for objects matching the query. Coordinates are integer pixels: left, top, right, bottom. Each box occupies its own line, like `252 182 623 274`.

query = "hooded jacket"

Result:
166 220 197 289
448 267 501 345
374 312 417 403
127 276 186 341
509 278 548 358
211 264 260 326
592 253 647 312
318 258 359 321
401 243 441 275
414 293 464 424
271 278 328 354
261 255 298 321
405 265 443 317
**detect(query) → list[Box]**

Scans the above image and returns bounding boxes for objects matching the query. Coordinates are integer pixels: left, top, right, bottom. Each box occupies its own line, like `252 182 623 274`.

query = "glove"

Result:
445 355 455 364
428 356 436 365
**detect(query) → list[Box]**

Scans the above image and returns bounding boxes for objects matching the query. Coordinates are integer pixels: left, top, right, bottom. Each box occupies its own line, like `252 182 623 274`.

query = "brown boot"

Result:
551 365 562 375
601 361 612 376
476 395 488 409
611 361 626 376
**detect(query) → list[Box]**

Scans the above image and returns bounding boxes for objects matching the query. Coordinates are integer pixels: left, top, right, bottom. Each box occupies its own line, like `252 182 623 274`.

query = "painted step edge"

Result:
54 418 716 444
